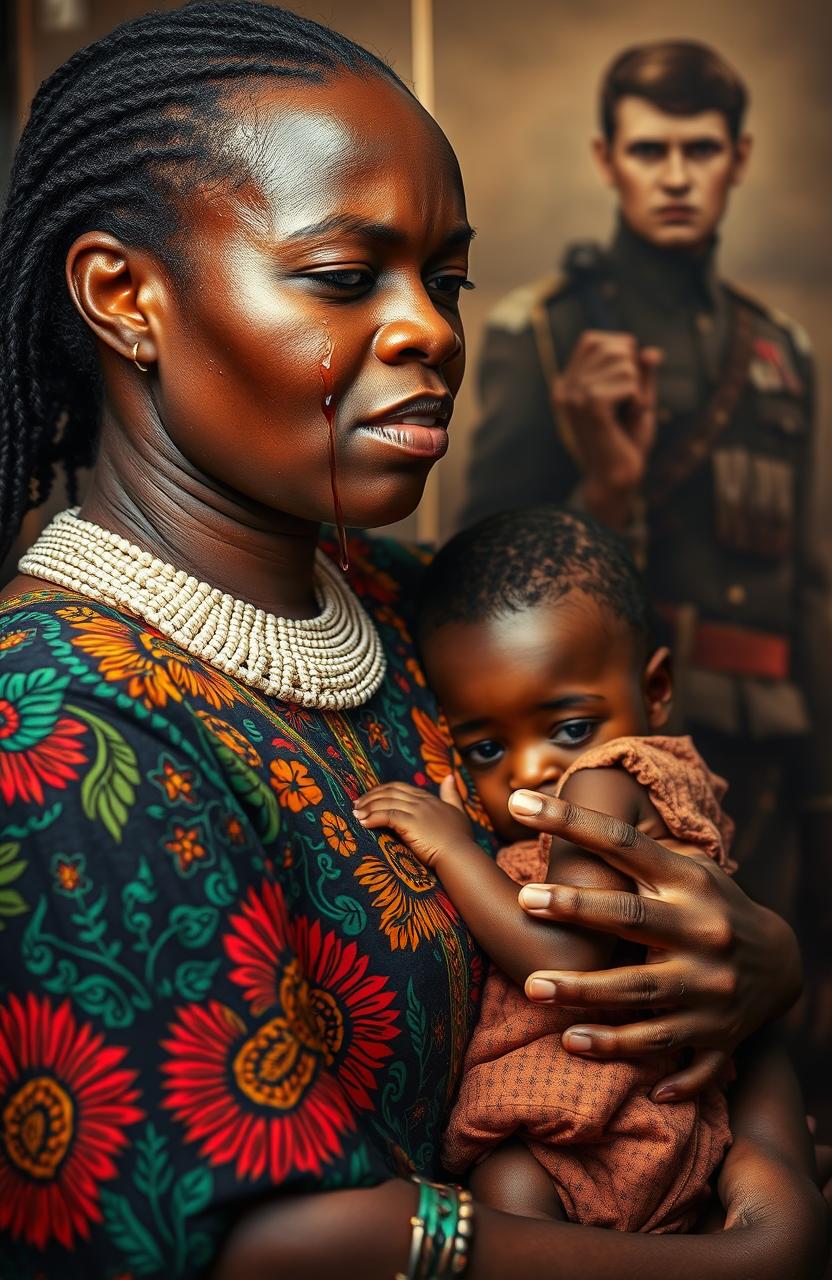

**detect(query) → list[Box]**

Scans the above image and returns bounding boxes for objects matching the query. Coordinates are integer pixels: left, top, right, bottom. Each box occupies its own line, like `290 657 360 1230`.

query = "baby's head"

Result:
418 507 672 841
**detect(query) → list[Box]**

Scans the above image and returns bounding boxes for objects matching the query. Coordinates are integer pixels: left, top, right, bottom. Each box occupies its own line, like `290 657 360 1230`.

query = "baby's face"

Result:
423 590 666 842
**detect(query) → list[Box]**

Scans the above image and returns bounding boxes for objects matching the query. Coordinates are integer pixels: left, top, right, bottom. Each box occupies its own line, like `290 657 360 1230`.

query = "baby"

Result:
356 506 735 1233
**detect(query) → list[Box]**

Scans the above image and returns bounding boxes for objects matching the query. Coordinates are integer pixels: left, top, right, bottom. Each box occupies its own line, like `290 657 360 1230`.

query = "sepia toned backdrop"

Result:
6 0 831 541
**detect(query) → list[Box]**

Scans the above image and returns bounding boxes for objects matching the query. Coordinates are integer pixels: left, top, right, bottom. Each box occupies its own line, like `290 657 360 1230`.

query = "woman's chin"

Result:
344 474 434 530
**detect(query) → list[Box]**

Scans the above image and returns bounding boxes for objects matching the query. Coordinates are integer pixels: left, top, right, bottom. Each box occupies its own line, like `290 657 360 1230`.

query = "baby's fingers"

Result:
353 798 415 831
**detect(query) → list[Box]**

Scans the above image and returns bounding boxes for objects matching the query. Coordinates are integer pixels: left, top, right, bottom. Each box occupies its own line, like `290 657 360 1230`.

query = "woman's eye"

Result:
461 739 503 767
551 719 597 748
307 269 373 292
428 275 476 301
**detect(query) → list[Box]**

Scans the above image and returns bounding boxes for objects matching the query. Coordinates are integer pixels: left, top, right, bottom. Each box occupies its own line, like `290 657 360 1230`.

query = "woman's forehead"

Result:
218 76 465 235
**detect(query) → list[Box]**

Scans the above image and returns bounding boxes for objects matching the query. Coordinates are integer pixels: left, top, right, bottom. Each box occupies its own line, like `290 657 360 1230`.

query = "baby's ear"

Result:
643 646 673 729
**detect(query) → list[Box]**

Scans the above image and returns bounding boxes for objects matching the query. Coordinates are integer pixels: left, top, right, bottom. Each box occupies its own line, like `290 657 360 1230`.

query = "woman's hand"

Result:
508 789 802 1100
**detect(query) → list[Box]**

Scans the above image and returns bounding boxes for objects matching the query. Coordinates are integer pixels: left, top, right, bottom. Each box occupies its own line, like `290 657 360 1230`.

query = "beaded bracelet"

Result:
395 1176 474 1280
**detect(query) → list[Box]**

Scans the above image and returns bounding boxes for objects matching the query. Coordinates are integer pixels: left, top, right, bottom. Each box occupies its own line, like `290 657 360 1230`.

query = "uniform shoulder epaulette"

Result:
724 279 813 357
486 273 569 335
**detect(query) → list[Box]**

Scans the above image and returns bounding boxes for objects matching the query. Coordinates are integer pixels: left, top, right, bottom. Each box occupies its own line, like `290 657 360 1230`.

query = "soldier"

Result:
461 40 832 1087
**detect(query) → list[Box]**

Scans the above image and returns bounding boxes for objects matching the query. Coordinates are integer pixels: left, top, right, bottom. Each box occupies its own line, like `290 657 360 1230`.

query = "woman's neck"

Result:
79 414 322 620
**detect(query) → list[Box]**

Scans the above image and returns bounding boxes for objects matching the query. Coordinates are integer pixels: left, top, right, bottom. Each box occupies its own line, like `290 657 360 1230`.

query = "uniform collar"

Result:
609 218 721 314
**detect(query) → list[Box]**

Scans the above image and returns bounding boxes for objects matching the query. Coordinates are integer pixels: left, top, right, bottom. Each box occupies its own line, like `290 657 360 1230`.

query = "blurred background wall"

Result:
4 0 831 540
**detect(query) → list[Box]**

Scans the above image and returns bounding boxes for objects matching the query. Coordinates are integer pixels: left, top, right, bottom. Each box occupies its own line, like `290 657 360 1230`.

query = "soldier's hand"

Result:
554 331 662 527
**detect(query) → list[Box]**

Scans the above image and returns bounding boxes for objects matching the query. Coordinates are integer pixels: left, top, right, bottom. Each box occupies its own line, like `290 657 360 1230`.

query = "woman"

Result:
0 4 824 1278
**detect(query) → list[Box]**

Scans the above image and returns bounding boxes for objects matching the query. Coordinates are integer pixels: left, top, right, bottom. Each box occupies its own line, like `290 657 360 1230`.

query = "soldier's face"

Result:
594 97 751 251
422 591 672 843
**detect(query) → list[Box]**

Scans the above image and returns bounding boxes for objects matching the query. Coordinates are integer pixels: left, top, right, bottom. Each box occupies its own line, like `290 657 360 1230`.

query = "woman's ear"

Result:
65 231 164 371
643 645 673 730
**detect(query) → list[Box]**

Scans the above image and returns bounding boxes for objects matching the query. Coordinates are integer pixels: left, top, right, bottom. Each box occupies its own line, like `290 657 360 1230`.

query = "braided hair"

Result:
0 0 408 563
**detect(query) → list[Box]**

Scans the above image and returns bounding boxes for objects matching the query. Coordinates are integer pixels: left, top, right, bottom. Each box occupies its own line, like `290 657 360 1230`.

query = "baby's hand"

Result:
354 777 473 869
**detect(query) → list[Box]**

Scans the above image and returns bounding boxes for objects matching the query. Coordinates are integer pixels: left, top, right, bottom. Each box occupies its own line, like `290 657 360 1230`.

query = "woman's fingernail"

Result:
563 1032 593 1052
509 789 543 816
527 978 558 1001
652 1087 678 1103
519 886 551 910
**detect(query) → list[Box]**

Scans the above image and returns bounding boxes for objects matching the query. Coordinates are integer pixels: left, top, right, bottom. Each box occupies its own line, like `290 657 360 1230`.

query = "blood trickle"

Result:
320 335 349 572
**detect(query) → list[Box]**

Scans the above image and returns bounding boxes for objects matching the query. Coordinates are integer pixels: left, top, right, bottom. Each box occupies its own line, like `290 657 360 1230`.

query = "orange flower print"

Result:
65 614 236 710
195 712 262 767
354 834 457 951
150 757 196 805
221 815 247 846
0 628 34 654
405 657 427 688
360 713 390 754
321 810 357 858
270 758 323 812
164 824 209 875
51 853 89 898
410 707 489 828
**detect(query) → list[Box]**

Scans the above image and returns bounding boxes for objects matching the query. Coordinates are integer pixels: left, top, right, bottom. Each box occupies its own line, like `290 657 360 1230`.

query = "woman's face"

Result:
150 73 472 528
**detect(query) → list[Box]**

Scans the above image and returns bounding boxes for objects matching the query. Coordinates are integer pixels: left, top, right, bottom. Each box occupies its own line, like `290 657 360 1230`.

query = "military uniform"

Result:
462 220 832 917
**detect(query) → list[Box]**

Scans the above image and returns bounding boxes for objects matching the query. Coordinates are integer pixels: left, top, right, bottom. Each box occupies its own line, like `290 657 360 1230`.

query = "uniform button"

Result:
602 282 617 299
658 407 672 426
781 413 800 433
696 313 714 334
726 583 747 606
714 409 729 427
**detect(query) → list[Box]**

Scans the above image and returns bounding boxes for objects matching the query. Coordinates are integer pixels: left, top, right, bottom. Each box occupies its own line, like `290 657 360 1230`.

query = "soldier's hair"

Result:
600 40 749 142
418 506 653 656
0 0 410 564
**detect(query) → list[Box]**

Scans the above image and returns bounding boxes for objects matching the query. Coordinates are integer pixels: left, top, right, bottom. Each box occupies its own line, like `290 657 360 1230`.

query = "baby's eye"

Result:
461 739 503 768
551 719 597 748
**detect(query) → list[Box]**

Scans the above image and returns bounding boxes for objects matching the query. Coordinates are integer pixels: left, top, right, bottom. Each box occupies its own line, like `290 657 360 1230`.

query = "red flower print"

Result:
0 668 87 806
0 994 143 1249
163 880 399 1184
281 705 314 732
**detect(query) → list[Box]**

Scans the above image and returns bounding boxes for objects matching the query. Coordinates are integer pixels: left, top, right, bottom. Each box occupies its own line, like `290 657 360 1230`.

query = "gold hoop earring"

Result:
131 341 149 373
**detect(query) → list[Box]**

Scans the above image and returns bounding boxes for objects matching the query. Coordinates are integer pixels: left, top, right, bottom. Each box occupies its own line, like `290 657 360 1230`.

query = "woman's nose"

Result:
509 748 563 794
373 289 462 369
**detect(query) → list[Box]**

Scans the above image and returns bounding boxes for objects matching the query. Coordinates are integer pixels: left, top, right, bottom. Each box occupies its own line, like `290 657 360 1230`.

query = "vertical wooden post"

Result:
411 0 440 546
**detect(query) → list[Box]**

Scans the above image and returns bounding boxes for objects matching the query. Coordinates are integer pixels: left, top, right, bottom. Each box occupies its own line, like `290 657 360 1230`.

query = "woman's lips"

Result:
356 394 452 459
357 421 449 458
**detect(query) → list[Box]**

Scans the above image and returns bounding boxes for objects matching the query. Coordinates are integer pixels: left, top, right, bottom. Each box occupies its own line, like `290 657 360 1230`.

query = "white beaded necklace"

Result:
19 508 386 710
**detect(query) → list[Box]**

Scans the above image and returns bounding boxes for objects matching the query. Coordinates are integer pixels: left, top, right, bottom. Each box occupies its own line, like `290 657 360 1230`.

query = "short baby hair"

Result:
600 40 748 142
418 506 653 652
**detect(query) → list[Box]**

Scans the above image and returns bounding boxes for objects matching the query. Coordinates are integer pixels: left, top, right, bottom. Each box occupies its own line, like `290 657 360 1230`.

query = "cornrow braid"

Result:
0 0 408 562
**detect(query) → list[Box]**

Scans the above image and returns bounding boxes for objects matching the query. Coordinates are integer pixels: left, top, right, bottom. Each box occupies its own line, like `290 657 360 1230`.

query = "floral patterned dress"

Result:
0 534 491 1280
